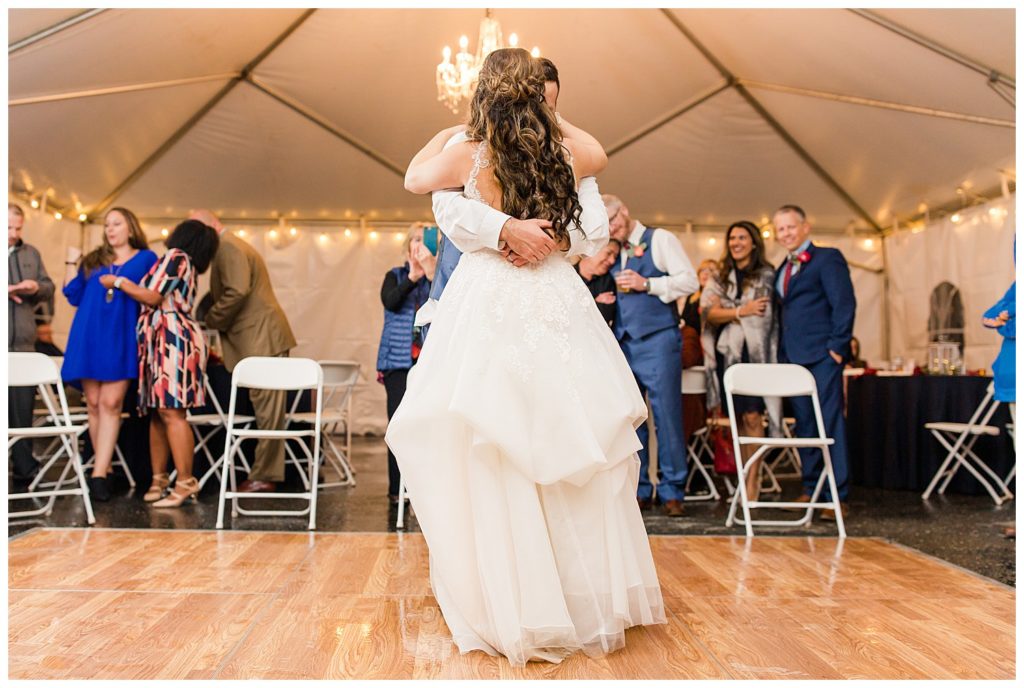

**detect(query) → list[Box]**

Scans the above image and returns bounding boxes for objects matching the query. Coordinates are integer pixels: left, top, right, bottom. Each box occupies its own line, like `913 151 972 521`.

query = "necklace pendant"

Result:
105 288 114 303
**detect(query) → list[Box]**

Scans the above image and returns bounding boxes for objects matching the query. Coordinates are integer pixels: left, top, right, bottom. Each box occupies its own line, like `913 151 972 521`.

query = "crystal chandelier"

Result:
435 9 540 115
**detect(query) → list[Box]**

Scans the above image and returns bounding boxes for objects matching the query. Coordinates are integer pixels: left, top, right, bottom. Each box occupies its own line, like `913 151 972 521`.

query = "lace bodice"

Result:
463 142 490 204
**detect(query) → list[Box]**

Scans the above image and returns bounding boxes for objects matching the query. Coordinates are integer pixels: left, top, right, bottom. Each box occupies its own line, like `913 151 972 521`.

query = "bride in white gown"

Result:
386 48 665 666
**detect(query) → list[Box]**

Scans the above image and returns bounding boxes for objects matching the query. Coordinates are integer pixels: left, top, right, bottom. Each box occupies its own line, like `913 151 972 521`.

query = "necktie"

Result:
783 260 794 296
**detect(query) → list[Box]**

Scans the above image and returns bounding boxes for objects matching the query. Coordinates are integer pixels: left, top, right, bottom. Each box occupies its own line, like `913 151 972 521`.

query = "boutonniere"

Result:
788 250 811 265
631 241 648 258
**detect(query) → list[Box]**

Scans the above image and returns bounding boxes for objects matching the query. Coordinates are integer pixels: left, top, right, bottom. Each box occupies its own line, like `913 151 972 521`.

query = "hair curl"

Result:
466 48 582 247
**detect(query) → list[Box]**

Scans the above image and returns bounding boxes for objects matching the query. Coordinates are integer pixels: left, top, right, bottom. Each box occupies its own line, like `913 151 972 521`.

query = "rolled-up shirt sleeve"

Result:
566 176 610 258
648 229 699 303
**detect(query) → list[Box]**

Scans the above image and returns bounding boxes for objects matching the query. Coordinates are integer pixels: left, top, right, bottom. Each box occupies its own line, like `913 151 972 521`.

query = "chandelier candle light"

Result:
436 9 540 114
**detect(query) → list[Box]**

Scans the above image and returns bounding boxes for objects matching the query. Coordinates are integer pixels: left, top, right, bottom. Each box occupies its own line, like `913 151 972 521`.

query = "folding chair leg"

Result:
922 431 964 500
822 449 846 538
396 476 407 530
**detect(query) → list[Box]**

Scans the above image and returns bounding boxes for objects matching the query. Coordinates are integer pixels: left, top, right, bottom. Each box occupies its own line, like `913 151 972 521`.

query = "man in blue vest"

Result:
603 194 699 516
773 204 856 522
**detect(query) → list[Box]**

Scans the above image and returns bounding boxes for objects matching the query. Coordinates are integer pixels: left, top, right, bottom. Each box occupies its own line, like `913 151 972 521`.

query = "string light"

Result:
30 199 39 209
707 237 717 246
318 233 329 244
237 229 247 238
531 47 541 58
344 229 352 237
53 211 62 220
369 231 379 239
761 229 771 239
268 229 279 240
289 227 298 237
393 233 404 243
950 213 961 224
78 213 87 222
161 228 169 237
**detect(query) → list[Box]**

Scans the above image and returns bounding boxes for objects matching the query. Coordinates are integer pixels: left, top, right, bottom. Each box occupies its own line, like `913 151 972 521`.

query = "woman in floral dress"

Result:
115 220 219 507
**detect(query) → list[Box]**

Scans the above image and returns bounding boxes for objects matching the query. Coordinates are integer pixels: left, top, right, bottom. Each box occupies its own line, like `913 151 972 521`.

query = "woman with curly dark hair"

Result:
387 48 665 666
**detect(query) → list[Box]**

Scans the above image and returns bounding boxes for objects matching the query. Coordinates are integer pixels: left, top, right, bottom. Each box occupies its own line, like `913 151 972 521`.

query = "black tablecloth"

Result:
848 375 1014 494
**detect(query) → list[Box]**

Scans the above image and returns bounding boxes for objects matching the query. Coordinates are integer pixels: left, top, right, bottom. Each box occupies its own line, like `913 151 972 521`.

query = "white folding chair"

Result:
29 410 135 493
216 357 324 530
922 383 1013 505
1003 415 1016 492
681 366 721 502
723 363 846 538
8 353 95 524
766 417 803 479
284 360 359 488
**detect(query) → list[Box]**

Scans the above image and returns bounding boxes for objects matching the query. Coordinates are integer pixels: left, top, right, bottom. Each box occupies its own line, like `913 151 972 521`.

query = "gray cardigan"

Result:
8 241 55 351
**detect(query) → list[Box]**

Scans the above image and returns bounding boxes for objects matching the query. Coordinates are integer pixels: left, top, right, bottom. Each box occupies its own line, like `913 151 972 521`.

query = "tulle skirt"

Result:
385 250 666 666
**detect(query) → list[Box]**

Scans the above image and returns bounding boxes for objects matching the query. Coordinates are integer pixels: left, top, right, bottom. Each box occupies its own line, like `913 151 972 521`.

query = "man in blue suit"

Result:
773 205 856 521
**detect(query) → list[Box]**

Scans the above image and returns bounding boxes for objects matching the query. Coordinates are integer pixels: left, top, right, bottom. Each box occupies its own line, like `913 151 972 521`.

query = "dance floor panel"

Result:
8 529 1015 680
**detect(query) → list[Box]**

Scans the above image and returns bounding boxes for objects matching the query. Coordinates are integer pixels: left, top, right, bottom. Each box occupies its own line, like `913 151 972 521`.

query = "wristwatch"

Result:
642 278 650 292
113 277 125 290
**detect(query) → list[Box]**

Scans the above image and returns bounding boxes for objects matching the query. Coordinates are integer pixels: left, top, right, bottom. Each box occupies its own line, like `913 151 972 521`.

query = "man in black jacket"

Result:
8 203 55 480
574 239 621 328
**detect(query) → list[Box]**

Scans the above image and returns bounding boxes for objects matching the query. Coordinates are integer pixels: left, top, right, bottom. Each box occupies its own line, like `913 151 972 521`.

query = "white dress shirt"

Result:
620 221 699 303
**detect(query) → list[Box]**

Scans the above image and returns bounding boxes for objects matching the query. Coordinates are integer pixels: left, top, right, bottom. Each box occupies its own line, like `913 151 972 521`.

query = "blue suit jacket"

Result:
776 243 856 365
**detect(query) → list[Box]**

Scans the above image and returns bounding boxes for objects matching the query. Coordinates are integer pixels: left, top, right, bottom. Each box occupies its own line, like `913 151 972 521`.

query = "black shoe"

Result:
88 476 111 502
12 456 40 482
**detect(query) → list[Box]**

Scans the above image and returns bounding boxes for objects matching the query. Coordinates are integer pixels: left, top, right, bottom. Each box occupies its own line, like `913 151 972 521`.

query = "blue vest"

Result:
429 234 463 302
376 264 431 371
610 226 678 340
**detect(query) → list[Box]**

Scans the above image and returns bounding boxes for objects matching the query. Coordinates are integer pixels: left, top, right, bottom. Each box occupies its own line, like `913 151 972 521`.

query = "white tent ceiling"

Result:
8 7 1016 233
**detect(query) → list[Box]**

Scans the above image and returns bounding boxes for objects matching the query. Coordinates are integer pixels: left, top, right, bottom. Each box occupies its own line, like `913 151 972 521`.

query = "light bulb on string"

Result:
762 229 771 239
509 33 518 47
54 211 62 220
318 233 329 245
289 227 298 237
344 228 352 238
531 47 541 58
237 229 247 238
78 213 88 222
393 232 403 243
268 229 279 240
30 199 39 209
708 236 717 246
161 228 169 238
369 231 379 240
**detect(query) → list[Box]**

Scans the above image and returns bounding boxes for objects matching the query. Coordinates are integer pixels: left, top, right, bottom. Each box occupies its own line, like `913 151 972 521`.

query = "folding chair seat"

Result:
216 357 324 530
8 353 95 524
723 363 846 538
922 383 1013 505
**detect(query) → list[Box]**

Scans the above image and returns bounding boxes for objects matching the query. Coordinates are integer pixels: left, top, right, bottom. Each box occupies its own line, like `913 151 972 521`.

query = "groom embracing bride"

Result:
386 49 666 666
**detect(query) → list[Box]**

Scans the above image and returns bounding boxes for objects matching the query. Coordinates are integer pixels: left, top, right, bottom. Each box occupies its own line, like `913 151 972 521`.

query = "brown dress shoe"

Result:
820 502 849 521
237 479 277 493
663 499 685 517
637 497 652 510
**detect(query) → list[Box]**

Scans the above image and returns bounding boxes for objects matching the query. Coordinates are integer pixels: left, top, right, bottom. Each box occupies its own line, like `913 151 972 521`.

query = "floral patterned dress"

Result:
136 248 207 410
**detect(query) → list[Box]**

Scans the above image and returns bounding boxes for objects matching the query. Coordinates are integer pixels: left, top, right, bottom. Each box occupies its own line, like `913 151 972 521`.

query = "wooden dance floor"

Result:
8 529 1015 680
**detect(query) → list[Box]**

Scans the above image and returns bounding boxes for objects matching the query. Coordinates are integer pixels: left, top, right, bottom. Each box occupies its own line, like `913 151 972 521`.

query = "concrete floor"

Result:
9 435 1017 586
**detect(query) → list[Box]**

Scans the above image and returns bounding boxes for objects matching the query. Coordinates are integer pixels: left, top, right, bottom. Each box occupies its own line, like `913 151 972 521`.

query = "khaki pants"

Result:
246 352 288 482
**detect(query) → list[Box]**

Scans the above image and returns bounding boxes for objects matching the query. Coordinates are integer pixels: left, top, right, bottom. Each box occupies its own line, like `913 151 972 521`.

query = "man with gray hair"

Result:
8 203 55 481
603 193 698 517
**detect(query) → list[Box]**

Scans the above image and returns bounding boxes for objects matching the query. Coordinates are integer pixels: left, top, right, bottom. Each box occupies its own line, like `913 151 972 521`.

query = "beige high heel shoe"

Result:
144 473 170 502
152 477 199 508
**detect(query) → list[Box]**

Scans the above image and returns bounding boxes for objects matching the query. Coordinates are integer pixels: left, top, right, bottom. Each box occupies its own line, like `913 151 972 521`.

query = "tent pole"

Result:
87 9 317 219
849 9 1015 90
659 9 884 234
9 9 107 54
606 80 731 156
10 73 240 107
880 237 892 360
740 80 1014 129
246 77 405 177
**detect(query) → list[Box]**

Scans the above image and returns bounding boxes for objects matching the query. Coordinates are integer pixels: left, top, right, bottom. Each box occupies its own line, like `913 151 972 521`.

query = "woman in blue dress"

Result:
62 207 157 501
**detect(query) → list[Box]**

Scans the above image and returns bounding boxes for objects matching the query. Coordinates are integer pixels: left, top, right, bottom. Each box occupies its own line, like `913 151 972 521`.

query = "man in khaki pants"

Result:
191 210 297 493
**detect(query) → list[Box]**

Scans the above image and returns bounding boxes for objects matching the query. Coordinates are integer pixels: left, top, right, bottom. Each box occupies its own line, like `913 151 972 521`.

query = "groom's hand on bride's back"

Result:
500 218 556 264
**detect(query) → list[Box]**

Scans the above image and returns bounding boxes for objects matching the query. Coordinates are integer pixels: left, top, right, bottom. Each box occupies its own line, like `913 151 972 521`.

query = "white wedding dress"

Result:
385 145 666 666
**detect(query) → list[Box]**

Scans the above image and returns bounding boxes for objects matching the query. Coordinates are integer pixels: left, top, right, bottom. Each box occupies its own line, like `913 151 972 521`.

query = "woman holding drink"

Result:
700 220 782 499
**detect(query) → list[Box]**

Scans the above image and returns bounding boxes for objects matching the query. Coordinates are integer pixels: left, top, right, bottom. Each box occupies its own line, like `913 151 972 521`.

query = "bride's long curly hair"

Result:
466 48 583 247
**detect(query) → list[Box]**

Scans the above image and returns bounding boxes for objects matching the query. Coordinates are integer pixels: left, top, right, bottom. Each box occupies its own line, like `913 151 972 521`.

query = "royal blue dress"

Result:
983 282 1016 402
62 249 159 384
